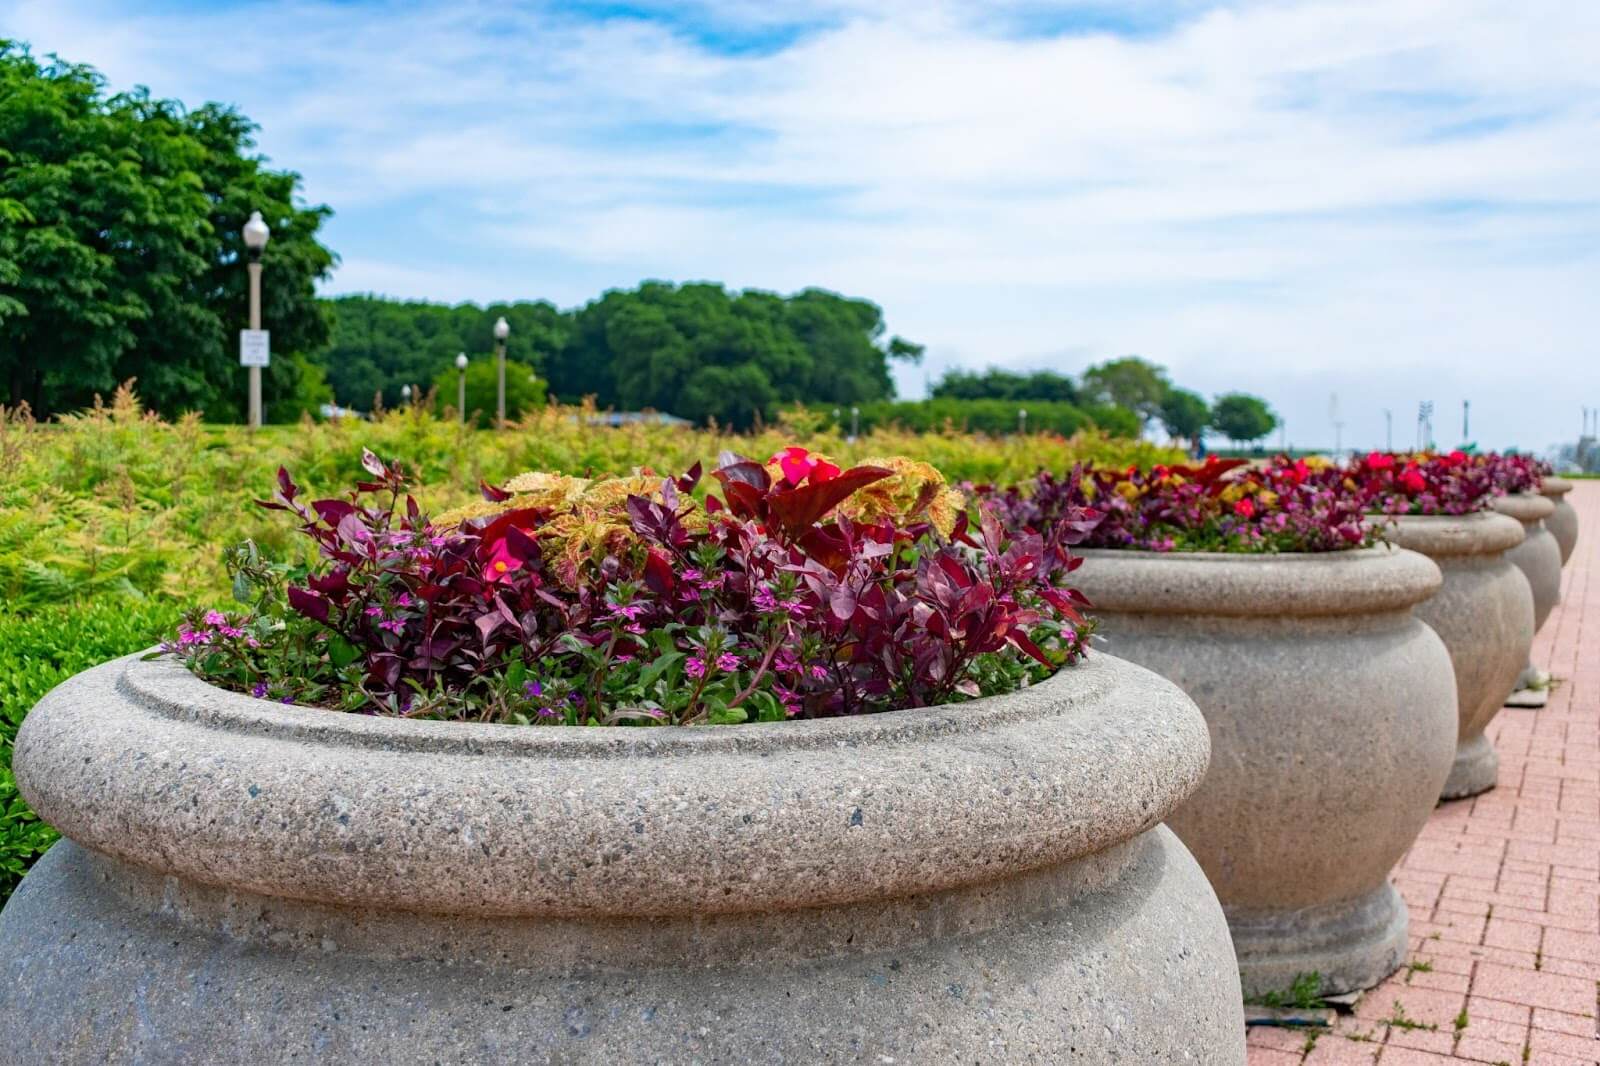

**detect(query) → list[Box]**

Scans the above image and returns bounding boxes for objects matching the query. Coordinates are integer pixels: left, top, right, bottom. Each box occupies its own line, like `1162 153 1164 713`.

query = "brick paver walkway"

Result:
1247 480 1600 1064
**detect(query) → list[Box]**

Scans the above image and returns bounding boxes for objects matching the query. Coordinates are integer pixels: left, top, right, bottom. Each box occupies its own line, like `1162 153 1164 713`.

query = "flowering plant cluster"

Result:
1345 451 1498 516
980 456 1372 553
166 447 1097 725
1469 452 1550 496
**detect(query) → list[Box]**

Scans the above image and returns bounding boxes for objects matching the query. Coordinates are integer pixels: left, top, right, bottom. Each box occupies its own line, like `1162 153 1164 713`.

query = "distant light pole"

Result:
1462 400 1470 444
1018 407 1028 435
1382 408 1393 452
242 210 270 428
850 406 860 441
493 317 510 428
400 384 412 407
455 352 468 425
1417 401 1434 451
831 407 841 429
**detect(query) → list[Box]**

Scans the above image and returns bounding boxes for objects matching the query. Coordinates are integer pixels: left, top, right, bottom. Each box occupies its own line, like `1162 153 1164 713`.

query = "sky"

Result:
4 0 1598 451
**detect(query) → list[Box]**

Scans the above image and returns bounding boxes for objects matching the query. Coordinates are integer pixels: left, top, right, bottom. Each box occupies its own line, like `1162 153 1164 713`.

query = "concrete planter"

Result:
1387 512 1534 799
1492 492 1561 634
1071 546 1457 997
0 652 1245 1064
1540 477 1578 567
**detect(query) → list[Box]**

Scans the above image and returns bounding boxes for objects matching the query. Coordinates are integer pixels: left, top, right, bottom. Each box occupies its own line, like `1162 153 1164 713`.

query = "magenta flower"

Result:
685 656 707 679
715 652 740 672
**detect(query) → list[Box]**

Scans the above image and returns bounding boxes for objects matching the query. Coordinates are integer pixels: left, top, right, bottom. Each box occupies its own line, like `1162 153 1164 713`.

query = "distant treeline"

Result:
314 284 921 430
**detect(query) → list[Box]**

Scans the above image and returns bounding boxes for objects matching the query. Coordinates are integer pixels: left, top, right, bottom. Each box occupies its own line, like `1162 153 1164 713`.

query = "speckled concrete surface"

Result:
1493 492 1562 634
1072 546 1459 997
1388 512 1534 799
0 651 1247 1063
1540 476 1579 566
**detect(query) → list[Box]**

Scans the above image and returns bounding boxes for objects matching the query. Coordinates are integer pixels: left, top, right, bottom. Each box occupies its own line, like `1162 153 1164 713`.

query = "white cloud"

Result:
4 0 1597 449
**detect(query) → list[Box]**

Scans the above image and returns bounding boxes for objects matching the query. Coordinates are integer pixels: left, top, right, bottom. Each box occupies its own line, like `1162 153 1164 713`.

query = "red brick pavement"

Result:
1247 481 1600 1066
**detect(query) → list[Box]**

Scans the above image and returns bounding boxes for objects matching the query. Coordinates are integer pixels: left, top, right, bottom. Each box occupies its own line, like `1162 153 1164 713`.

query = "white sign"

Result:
239 329 271 367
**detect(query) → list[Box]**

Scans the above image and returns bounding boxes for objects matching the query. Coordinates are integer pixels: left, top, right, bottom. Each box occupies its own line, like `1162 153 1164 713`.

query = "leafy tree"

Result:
1159 388 1210 451
1210 392 1277 446
932 368 1080 404
0 42 335 419
429 357 546 427
1080 356 1170 428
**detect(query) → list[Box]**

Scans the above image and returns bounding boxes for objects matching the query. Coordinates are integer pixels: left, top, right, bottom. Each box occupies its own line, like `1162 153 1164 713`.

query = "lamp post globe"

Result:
455 353 469 426
401 384 412 405
493 317 510 428
242 211 270 253
241 211 270 429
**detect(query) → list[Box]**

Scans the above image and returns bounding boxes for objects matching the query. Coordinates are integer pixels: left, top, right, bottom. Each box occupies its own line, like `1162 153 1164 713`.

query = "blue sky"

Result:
5 0 1598 450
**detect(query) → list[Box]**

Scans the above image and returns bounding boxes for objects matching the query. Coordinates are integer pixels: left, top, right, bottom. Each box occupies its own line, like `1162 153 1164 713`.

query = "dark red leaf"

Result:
765 466 892 540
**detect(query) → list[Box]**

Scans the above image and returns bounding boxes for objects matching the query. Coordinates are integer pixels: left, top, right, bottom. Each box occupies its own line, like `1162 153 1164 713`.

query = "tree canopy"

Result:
1159 388 1210 448
1079 356 1171 428
1210 392 1278 445
0 42 335 419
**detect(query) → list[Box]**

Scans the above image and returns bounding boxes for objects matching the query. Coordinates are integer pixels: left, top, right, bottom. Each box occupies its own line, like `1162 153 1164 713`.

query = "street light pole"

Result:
1383 409 1392 452
1462 400 1470 444
456 352 468 426
1018 407 1027 435
493 317 510 428
850 405 860 441
242 211 270 428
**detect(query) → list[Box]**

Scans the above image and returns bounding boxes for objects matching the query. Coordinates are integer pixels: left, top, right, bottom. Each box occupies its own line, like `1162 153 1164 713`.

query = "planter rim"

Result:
1540 476 1573 498
1072 543 1440 617
14 650 1208 919
1383 510 1525 558
1492 491 1555 523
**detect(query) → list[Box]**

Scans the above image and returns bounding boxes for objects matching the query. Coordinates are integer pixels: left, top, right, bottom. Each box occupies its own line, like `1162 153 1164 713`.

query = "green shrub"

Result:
0 597 181 901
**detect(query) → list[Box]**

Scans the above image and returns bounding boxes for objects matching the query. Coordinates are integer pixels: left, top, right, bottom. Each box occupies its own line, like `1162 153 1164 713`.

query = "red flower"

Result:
1399 466 1427 494
1233 498 1256 518
772 446 841 487
1365 452 1394 472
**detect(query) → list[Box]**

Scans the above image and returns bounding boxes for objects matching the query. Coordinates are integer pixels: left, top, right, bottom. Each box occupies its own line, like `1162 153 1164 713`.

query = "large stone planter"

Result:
1492 492 1563 699
1071 546 1457 998
1540 477 1578 566
1492 492 1561 633
1387 512 1533 799
0 652 1246 1064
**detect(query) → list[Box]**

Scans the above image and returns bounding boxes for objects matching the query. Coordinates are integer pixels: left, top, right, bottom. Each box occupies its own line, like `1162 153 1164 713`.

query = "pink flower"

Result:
203 610 228 626
685 656 707 679
483 538 523 584
715 652 740 672
771 446 841 487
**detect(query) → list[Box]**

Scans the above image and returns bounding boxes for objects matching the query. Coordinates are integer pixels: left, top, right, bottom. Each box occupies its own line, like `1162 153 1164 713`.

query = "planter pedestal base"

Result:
1505 687 1549 709
1442 732 1499 800
1229 884 1409 999
1506 665 1551 708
